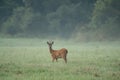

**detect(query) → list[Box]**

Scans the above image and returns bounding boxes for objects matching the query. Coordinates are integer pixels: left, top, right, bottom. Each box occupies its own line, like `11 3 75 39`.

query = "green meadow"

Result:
0 38 120 80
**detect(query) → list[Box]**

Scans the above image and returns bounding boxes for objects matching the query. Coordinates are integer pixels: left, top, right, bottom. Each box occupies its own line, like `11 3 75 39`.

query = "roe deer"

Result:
47 41 68 63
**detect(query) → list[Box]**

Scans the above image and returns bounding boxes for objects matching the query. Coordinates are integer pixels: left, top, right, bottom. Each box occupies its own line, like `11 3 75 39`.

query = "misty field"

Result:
0 38 120 80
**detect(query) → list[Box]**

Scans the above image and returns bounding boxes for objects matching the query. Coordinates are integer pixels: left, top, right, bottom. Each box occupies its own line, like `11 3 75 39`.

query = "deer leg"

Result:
64 58 67 63
52 55 55 62
52 57 55 62
52 58 54 62
63 55 67 63
55 58 58 62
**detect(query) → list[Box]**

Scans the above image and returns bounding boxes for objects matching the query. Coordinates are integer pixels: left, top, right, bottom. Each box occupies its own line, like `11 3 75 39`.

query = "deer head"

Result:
47 41 54 48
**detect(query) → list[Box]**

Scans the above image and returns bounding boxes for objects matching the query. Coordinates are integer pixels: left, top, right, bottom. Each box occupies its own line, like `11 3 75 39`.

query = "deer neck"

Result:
49 46 54 54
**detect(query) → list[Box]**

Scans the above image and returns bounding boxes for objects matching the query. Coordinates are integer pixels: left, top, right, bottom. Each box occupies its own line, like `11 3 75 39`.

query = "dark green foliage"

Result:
89 0 120 40
0 0 119 40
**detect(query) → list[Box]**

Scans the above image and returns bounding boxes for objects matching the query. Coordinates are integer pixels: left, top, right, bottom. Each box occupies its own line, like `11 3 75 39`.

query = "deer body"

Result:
47 41 68 63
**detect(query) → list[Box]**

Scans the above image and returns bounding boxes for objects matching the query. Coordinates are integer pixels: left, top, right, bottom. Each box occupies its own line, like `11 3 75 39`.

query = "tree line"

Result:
0 0 120 41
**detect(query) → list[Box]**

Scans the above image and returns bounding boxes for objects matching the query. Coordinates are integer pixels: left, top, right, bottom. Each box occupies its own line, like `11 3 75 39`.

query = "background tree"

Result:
0 0 119 40
90 0 120 40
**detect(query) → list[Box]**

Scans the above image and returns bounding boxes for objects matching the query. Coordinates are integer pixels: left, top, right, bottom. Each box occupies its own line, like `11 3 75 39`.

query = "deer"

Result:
47 41 68 63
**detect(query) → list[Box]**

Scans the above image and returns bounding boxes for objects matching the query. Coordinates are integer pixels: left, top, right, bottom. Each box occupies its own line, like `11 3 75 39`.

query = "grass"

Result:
0 38 120 80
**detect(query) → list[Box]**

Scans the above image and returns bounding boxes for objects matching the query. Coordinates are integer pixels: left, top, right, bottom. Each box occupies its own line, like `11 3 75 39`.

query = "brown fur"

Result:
47 41 68 63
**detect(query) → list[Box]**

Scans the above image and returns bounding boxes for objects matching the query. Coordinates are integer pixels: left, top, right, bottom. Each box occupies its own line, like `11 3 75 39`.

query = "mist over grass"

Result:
0 38 120 80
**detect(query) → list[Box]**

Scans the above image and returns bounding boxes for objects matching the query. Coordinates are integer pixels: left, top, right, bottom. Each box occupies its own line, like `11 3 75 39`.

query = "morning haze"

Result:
0 0 120 80
0 0 119 41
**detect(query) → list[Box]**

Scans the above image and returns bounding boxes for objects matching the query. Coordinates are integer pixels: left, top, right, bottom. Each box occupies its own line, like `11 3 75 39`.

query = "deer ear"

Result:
47 41 49 44
52 41 54 44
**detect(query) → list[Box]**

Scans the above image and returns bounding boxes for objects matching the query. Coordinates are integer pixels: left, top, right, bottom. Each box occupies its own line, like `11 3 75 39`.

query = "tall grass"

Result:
0 38 120 80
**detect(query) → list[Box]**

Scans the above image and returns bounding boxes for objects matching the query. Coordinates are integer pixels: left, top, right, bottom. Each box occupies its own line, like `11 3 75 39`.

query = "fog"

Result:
0 0 120 41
